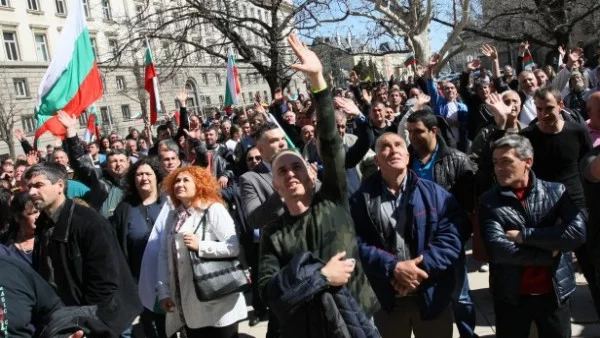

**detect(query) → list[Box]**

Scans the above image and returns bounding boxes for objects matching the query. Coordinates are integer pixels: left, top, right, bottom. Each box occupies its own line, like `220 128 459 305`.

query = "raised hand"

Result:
334 97 361 118
26 150 39 166
328 72 334 87
14 128 25 141
349 70 359 86
568 48 584 64
481 44 498 60
558 45 566 57
465 59 482 72
288 34 323 76
428 54 441 69
57 110 77 130
253 101 267 116
183 129 201 141
254 91 262 103
486 93 510 129
413 93 431 110
518 41 530 56
176 88 188 108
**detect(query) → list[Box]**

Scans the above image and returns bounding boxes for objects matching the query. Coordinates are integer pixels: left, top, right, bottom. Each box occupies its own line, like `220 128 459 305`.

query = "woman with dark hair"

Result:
0 188 13 238
0 191 39 264
100 136 111 154
111 157 166 338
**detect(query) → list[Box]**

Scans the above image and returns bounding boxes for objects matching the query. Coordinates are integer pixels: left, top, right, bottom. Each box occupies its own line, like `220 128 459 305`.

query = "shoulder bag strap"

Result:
191 206 210 239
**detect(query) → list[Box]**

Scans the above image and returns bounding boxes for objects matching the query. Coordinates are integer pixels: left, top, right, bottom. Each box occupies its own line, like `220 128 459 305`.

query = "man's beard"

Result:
573 83 586 94
33 200 46 211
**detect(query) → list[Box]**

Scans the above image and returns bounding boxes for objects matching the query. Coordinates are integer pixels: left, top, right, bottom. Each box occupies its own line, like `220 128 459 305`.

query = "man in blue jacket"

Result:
350 132 462 338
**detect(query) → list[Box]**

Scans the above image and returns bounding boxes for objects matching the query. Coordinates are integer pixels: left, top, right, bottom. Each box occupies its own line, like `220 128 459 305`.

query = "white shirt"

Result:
520 95 537 125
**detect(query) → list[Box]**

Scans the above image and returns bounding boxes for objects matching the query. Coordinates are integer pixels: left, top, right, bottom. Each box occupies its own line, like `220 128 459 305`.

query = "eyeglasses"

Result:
247 156 262 162
337 124 346 129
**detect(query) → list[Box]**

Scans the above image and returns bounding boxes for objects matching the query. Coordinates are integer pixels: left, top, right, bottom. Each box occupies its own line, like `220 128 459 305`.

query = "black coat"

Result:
33 199 142 337
479 173 586 305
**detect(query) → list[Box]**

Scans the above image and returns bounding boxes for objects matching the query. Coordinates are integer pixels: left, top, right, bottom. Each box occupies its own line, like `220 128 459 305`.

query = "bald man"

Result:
586 92 600 147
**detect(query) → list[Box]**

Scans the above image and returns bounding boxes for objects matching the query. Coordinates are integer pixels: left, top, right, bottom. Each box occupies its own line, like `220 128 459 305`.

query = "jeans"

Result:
452 249 477 338
494 294 571 338
185 323 238 338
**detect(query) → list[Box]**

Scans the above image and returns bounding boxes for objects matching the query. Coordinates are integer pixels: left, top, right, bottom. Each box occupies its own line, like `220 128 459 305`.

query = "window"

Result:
246 74 251 84
248 92 252 101
201 73 208 85
135 4 143 19
78 110 89 126
100 106 111 125
13 78 28 98
27 0 40 11
203 96 211 105
172 74 179 86
101 0 112 21
239 74 244 85
90 37 97 59
22 115 36 134
241 92 246 103
121 105 131 119
0 0 10 8
215 74 221 85
218 95 224 104
254 75 259 84
55 0 66 14
3 31 19 61
108 39 118 57
116 76 125 90
82 0 90 18
34 33 49 62
263 90 268 101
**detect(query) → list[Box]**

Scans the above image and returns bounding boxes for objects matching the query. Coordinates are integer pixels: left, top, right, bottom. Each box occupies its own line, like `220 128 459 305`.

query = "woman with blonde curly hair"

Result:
156 166 246 338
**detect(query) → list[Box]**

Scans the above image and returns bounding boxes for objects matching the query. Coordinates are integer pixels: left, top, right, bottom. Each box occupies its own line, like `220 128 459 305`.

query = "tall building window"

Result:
78 110 89 126
215 74 221 85
82 0 90 18
218 95 224 104
101 0 112 21
116 76 125 90
108 39 118 57
121 105 131 119
27 0 40 11
201 73 208 85
3 31 19 61
55 0 66 15
100 107 111 125
204 96 211 105
34 33 49 62
90 37 97 59
13 78 28 98
241 92 246 103
0 0 11 8
22 115 36 134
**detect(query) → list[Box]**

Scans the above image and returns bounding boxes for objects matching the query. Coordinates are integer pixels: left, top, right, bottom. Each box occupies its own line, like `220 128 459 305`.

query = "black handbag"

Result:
189 208 251 301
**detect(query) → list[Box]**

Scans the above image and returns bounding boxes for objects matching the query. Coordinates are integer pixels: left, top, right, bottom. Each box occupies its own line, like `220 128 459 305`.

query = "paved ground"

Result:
238 250 600 337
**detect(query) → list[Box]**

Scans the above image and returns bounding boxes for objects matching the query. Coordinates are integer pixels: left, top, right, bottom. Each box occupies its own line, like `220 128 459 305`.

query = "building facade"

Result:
0 0 298 156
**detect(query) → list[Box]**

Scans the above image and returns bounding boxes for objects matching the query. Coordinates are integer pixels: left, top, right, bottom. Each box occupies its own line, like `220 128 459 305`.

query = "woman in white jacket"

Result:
157 166 246 338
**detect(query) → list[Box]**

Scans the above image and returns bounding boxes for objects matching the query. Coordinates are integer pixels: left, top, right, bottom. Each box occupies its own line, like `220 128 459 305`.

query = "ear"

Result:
431 126 439 135
559 100 565 109
524 157 534 169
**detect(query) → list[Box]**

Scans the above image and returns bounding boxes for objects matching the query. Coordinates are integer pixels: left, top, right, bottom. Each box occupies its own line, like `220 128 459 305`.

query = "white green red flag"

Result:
34 0 103 146
224 50 241 112
83 108 100 143
404 54 416 67
523 52 535 70
145 39 161 125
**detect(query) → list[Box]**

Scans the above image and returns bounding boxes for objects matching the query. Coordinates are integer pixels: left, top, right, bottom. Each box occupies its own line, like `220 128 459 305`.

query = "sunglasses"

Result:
247 156 262 162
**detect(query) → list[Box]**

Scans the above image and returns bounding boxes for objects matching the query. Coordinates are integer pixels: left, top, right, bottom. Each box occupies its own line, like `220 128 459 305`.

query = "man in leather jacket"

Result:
479 134 586 338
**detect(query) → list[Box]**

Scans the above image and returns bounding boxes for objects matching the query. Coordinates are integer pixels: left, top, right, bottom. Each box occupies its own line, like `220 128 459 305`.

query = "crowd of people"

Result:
0 34 599 338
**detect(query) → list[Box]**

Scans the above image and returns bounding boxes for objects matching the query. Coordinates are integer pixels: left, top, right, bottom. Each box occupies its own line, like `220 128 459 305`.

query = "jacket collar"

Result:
498 171 537 199
36 199 75 243
408 134 450 165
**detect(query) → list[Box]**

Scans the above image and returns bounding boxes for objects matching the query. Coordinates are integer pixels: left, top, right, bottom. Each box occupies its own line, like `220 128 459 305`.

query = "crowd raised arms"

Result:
1 36 600 338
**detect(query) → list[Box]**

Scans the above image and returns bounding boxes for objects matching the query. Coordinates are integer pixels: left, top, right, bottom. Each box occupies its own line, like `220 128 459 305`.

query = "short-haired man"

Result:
406 110 476 337
351 131 462 338
26 162 141 336
258 35 379 337
479 134 585 337
516 70 539 125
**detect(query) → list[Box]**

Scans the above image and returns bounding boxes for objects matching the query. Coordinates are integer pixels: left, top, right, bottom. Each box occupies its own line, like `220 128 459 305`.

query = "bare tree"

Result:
0 64 23 157
350 0 472 72
434 0 600 57
107 0 352 94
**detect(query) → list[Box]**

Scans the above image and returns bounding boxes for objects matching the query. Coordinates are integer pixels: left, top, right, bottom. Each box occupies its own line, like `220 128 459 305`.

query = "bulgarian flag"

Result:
404 54 416 67
145 39 161 125
83 108 101 143
224 50 241 112
34 0 103 147
523 52 535 70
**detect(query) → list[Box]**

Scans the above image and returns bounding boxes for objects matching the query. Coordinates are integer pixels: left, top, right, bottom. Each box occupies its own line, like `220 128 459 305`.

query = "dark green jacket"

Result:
258 87 380 322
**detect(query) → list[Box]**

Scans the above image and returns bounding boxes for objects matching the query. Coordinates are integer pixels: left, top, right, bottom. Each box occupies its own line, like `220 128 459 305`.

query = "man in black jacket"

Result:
479 134 585 338
406 110 476 338
26 162 142 337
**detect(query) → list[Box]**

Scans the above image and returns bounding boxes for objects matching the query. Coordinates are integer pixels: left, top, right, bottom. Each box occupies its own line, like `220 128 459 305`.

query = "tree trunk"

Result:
6 136 15 158
409 28 432 67
132 59 148 118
